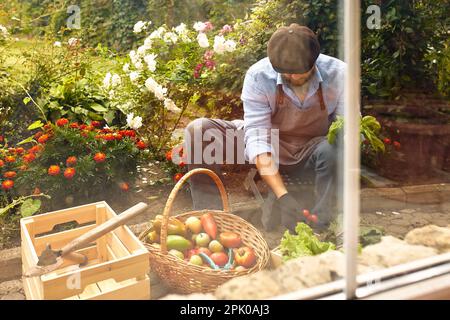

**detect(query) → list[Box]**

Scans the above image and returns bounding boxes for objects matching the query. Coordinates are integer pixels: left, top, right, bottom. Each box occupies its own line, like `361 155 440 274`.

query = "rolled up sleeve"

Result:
241 71 273 163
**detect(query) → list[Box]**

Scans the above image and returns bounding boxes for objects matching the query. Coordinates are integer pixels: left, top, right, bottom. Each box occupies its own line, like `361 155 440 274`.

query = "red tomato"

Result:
303 209 310 218
308 214 318 224
197 247 212 256
219 232 242 248
210 252 228 267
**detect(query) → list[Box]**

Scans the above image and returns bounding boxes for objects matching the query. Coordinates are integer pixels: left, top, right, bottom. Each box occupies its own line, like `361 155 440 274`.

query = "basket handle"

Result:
160 168 230 254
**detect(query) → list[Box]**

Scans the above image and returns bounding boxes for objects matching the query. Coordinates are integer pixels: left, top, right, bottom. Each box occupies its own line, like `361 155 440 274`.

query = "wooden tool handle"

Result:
60 202 148 256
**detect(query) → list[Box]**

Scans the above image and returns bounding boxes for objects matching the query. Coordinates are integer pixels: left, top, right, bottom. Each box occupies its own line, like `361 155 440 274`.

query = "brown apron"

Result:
271 82 329 165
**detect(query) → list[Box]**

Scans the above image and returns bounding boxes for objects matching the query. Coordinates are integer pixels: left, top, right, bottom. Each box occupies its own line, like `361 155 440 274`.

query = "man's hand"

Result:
274 192 306 232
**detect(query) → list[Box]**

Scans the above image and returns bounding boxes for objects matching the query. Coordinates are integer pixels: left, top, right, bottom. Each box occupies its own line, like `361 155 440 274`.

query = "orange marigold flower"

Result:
0 159 4 167
64 167 76 179
34 131 43 139
79 124 87 130
38 134 50 144
119 182 129 192
91 121 102 128
0 135 4 142
15 147 25 155
56 118 69 127
114 133 123 141
48 165 61 176
44 123 52 131
383 138 391 145
93 152 106 163
136 140 147 150
5 156 15 163
29 145 43 154
69 123 79 129
8 147 16 154
23 153 36 163
103 133 115 141
1 180 14 190
174 173 184 182
66 156 77 167
19 165 28 171
4 171 17 179
165 150 172 162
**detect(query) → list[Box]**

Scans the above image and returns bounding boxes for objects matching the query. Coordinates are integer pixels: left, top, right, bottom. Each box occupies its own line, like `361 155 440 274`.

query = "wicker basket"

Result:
139 168 270 294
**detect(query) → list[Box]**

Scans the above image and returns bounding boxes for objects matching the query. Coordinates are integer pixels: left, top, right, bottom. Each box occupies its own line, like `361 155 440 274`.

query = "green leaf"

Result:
23 97 31 105
17 136 35 146
20 199 42 217
90 103 108 113
27 120 44 130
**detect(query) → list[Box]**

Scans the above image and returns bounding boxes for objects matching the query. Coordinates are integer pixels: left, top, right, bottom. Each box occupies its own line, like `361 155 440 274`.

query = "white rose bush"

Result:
101 20 240 154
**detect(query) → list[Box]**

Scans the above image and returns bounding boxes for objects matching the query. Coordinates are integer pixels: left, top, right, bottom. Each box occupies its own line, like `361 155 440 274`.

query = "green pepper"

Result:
152 215 187 237
166 235 192 251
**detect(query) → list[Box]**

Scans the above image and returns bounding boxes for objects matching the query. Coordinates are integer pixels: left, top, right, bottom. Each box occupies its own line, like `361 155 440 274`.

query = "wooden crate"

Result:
21 201 150 300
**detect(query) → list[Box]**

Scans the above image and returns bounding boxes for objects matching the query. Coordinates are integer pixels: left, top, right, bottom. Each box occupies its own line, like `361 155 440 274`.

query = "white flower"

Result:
164 99 181 113
126 113 143 130
144 77 158 92
144 53 158 72
153 85 167 100
224 39 237 52
129 71 140 83
163 31 178 44
111 74 121 87
213 35 229 54
144 77 167 100
68 37 79 46
123 63 130 73
197 33 209 48
53 41 62 47
133 21 149 34
137 45 147 55
103 73 121 89
0 25 8 35
149 26 166 39
193 21 206 32
143 36 153 49
103 72 112 88
134 60 144 70
174 23 187 35
108 90 115 99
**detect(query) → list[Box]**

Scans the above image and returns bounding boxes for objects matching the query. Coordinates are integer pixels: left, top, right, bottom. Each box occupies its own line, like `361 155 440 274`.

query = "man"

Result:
184 24 345 232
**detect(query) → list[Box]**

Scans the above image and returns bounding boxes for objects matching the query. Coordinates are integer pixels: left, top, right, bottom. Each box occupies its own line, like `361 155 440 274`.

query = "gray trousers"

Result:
184 118 339 228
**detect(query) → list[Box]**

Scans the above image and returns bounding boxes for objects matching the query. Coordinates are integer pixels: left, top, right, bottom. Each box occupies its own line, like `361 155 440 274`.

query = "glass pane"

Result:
0 0 351 300
358 0 450 297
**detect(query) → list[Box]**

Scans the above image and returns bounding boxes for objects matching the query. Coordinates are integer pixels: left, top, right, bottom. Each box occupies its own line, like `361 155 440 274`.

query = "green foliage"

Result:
1 119 147 212
327 115 385 154
280 223 335 261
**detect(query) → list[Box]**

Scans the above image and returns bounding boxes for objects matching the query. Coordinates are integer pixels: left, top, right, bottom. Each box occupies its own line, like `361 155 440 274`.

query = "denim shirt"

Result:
241 54 346 163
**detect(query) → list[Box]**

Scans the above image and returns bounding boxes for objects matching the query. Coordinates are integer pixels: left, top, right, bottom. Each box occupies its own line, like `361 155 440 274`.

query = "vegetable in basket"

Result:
167 235 193 251
152 215 187 237
201 213 218 239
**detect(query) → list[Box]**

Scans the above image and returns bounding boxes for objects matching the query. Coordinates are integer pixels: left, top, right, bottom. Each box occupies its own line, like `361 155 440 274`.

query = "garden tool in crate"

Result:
24 202 148 278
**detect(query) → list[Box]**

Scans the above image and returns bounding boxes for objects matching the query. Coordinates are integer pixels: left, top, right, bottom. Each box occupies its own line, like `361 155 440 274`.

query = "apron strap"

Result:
318 83 326 111
276 84 284 109
276 83 326 111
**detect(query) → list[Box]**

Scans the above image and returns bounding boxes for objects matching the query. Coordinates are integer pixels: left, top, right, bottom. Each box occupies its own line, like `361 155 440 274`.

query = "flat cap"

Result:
267 24 320 74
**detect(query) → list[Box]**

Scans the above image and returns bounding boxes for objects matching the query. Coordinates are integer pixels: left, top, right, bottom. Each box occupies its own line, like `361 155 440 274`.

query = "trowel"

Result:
23 202 148 278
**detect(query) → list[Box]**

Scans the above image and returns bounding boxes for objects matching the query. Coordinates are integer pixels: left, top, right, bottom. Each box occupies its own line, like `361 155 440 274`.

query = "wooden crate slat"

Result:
103 208 146 253
77 283 103 299
34 224 96 254
95 204 108 262
91 277 150 300
27 202 101 235
106 232 131 258
42 260 149 300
